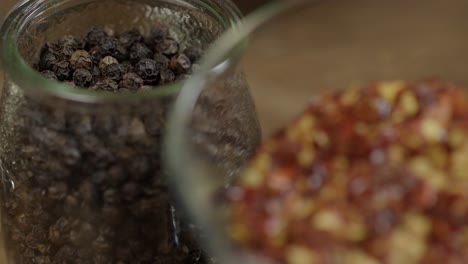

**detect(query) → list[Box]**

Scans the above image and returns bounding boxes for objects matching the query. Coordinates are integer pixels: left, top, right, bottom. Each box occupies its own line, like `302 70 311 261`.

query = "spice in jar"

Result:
37 27 201 91
227 79 468 264
1 26 210 264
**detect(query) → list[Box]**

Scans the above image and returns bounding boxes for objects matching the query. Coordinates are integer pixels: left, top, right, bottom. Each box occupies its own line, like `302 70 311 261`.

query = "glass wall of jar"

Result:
165 1 468 264
0 0 260 263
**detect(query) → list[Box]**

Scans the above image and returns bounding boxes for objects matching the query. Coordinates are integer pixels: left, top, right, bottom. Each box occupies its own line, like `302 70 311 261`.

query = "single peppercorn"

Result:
119 73 144 91
53 61 71 81
41 70 58 81
115 46 129 62
55 45 75 60
39 51 58 71
153 53 170 66
48 182 68 200
73 69 93 87
121 61 134 73
91 65 101 77
159 68 175 85
41 42 59 56
88 46 103 64
99 56 118 73
100 37 126 60
159 38 179 57
129 43 153 64
86 27 108 47
102 63 125 81
119 29 143 48
135 58 160 84
70 50 93 71
90 78 119 92
169 54 191 74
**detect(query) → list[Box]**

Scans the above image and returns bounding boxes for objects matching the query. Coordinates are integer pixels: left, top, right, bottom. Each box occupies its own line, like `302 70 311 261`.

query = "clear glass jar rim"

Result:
0 0 243 103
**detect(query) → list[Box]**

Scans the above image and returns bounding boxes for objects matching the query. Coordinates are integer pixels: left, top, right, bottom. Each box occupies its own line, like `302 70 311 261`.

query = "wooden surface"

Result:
242 0 468 135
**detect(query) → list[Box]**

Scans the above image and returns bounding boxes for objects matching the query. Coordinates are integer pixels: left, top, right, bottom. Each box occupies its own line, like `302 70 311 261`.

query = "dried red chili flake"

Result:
228 80 468 264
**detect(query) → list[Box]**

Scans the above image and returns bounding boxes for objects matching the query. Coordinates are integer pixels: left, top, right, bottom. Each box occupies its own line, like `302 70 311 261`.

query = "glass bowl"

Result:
165 0 468 263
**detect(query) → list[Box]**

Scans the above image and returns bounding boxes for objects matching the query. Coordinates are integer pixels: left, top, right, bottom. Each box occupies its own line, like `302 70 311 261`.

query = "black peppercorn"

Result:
129 43 153 64
53 61 71 81
170 54 191 74
119 72 144 91
159 68 175 85
121 182 141 201
90 78 119 92
86 27 108 47
115 45 129 62
89 46 103 64
70 50 93 71
41 70 58 81
41 42 59 56
99 56 118 73
121 61 134 73
54 246 77 262
100 37 126 60
91 65 101 77
183 47 203 63
135 58 160 84
56 45 75 60
103 189 119 204
47 182 68 200
73 69 93 87
160 38 179 57
128 156 150 177
119 29 143 48
102 63 125 81
153 53 170 66
39 51 58 71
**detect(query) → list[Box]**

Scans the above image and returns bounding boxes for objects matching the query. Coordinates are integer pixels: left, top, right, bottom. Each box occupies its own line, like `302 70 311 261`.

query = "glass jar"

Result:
0 0 260 263
165 0 468 263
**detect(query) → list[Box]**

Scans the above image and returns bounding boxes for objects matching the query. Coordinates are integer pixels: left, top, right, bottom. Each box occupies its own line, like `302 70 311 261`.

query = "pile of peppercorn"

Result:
37 26 201 91
228 80 468 264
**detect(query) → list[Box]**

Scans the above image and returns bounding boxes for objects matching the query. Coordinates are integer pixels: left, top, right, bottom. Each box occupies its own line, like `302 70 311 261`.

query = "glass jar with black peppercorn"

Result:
0 0 260 263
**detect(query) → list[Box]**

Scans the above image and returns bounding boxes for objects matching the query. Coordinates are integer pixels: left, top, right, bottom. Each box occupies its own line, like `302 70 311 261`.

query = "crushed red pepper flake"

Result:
227 80 468 264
